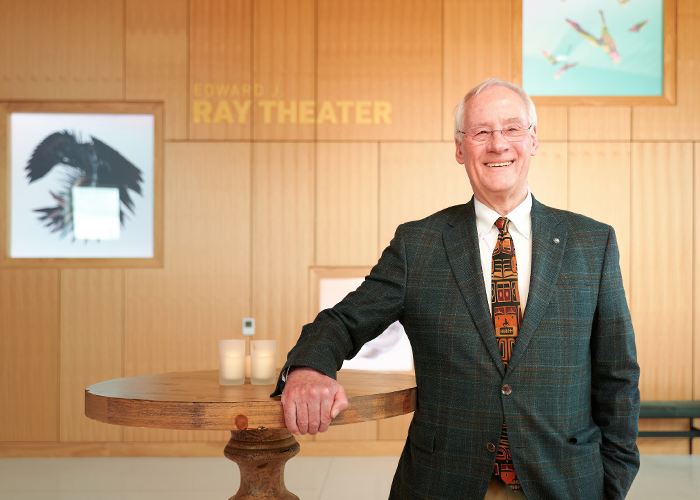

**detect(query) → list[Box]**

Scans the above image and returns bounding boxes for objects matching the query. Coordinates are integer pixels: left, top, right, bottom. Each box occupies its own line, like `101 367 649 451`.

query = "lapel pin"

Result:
553 238 560 244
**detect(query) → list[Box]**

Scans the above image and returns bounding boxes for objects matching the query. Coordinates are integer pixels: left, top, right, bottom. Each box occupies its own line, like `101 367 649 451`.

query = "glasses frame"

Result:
458 123 534 143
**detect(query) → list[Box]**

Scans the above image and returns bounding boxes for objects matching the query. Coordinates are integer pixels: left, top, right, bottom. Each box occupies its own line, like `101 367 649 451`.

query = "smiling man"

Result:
273 79 640 500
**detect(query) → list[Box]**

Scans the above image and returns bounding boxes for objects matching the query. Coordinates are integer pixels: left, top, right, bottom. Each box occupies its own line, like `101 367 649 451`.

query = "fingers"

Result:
297 400 310 435
282 394 299 435
331 383 349 418
281 368 347 436
319 393 333 433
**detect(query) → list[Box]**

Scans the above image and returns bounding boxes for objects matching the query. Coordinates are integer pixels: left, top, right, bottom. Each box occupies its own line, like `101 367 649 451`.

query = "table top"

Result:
85 369 417 431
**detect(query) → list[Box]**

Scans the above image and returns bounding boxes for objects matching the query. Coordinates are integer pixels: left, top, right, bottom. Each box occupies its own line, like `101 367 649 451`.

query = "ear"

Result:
530 125 539 156
455 138 466 165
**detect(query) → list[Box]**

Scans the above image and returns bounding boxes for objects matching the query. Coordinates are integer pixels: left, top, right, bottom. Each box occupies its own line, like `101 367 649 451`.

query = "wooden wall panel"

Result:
316 421 377 441
126 0 189 140
190 0 252 140
253 0 315 141
535 107 567 142
443 0 513 141
252 143 315 363
527 142 567 211
0 0 124 100
317 143 379 266
695 143 700 401
632 0 700 140
379 143 472 252
632 143 693 401
569 107 631 142
0 270 59 441
378 413 412 441
60 270 123 442
317 0 442 141
124 142 251 442
568 143 631 294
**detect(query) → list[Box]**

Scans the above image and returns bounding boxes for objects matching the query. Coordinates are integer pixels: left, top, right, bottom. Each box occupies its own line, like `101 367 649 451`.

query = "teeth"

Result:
485 161 513 167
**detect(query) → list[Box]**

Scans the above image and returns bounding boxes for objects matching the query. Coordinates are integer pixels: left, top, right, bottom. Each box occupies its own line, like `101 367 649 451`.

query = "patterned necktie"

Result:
491 217 522 492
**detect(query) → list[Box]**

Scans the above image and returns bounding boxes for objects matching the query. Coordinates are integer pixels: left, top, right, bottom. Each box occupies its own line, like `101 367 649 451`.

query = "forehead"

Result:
464 87 528 127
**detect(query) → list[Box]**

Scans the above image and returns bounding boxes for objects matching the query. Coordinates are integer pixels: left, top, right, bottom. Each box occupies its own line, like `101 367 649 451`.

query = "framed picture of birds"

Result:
513 0 675 105
0 101 164 268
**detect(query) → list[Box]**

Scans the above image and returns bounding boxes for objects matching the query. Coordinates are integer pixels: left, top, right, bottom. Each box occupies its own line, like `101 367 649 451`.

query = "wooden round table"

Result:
85 369 417 499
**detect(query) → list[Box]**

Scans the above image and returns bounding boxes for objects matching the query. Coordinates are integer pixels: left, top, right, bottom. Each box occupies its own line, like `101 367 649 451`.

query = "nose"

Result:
487 130 510 152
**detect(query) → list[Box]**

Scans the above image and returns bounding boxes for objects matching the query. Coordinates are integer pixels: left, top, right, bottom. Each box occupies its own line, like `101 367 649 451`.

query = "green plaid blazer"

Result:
274 197 640 499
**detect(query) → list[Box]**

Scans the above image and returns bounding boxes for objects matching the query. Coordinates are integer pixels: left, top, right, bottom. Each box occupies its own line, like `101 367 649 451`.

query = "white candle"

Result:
219 340 246 385
251 340 277 385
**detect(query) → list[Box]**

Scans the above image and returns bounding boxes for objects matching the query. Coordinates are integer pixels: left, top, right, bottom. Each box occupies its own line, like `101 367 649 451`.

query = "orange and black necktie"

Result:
491 217 522 492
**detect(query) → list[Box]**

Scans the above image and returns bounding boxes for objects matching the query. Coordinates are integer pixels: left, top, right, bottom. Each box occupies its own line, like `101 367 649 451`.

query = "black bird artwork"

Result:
25 131 144 240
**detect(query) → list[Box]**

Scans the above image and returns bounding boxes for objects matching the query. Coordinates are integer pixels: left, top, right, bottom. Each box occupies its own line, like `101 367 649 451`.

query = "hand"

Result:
281 367 348 435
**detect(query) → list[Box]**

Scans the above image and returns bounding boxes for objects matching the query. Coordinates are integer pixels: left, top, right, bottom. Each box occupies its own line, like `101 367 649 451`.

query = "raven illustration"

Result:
25 131 143 239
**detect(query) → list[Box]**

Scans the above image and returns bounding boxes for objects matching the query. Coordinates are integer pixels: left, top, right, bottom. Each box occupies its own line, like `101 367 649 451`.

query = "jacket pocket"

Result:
409 420 436 453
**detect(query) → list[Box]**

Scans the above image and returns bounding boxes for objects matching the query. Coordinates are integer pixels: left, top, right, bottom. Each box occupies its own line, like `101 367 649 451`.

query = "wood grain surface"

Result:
85 369 417 431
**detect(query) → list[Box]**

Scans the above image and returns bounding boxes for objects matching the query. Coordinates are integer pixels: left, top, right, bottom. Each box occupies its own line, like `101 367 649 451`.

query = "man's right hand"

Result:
281 366 348 435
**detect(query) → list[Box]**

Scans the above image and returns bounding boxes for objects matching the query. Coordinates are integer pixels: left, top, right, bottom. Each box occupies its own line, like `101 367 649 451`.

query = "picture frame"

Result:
512 0 676 105
309 266 414 373
0 101 164 268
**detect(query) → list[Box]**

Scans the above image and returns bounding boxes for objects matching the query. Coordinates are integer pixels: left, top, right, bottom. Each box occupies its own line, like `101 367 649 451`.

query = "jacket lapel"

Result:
443 199 505 376
507 197 568 374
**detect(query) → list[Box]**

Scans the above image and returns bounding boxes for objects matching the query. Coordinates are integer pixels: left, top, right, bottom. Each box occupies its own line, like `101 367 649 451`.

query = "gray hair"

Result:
453 78 537 141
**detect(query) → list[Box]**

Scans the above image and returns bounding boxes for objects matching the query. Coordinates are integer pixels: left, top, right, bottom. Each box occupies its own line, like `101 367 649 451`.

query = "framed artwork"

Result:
0 102 164 268
309 267 414 373
513 0 676 105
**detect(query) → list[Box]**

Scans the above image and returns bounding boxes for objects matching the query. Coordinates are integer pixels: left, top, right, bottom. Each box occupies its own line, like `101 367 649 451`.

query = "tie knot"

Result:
495 217 510 235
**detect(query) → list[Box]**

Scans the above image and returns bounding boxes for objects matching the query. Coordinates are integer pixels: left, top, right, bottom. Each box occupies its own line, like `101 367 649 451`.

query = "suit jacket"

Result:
274 196 640 500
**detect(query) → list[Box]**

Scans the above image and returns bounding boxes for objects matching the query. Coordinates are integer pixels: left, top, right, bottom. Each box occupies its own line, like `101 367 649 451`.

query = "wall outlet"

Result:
242 318 255 336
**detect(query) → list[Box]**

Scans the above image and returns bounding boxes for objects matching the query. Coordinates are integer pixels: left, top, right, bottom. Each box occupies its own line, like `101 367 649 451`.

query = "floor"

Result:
0 455 698 499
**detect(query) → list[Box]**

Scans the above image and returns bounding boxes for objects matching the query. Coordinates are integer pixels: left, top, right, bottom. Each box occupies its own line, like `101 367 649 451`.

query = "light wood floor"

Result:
0 455 697 499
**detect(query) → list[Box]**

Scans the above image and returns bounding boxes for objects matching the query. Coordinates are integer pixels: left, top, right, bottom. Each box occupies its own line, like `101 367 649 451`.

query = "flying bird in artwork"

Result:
542 45 573 65
25 131 143 239
555 62 579 80
566 10 620 64
629 19 649 32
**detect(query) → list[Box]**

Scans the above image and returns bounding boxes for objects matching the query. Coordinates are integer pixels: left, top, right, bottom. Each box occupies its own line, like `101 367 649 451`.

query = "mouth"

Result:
484 160 515 167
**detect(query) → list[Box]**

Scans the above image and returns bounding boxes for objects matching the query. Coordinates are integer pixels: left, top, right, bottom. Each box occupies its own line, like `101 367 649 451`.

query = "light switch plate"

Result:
242 318 255 336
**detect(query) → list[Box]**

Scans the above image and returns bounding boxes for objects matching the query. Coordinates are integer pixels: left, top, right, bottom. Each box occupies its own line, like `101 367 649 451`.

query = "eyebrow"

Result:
471 117 524 127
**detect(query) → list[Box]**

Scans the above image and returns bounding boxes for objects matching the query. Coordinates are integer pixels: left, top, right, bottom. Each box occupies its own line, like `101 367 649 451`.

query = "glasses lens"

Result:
503 127 526 141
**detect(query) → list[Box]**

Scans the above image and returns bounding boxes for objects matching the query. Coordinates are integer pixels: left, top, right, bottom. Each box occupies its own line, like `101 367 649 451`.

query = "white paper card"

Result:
72 187 121 240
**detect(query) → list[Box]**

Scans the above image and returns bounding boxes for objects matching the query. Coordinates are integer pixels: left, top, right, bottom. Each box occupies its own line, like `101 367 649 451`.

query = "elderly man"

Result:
272 78 640 499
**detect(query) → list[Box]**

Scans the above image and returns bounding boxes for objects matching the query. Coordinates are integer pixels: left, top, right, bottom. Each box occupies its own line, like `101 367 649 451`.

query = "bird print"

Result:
629 19 649 32
555 62 579 80
566 10 620 64
25 131 143 239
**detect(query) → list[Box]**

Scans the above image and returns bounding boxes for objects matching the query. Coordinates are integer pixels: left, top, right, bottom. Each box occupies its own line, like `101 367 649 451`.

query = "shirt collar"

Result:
474 189 532 239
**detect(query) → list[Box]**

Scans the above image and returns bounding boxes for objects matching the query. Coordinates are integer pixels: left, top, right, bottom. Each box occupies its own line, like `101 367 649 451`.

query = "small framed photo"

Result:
309 266 414 373
0 102 163 267
514 0 676 105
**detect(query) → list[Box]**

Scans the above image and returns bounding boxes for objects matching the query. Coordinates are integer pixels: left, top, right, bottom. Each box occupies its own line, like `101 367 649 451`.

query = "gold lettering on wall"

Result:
192 83 392 126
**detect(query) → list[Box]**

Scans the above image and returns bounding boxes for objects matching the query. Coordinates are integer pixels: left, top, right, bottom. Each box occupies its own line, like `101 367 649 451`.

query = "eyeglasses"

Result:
458 124 534 144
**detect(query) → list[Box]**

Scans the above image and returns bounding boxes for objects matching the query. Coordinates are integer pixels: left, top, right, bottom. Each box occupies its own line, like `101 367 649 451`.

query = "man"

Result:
272 78 640 499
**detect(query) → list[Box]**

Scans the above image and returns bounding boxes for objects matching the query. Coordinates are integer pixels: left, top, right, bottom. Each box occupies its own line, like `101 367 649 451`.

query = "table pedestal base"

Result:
224 428 300 500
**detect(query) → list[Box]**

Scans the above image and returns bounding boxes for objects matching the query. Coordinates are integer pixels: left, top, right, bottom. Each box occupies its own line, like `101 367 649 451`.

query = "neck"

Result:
475 189 528 216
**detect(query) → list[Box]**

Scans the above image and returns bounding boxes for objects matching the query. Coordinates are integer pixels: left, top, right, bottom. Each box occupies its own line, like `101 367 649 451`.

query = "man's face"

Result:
455 86 538 204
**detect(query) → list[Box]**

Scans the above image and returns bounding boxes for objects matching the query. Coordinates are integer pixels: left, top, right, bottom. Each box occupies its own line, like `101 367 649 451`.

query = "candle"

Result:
219 339 246 385
251 340 277 385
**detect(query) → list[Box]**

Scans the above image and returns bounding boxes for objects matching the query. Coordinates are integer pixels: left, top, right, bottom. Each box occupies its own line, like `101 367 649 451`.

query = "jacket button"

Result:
501 384 512 395
487 442 496 452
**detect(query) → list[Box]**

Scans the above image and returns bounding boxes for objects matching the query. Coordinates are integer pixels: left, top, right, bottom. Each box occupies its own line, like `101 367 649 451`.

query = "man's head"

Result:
454 79 539 213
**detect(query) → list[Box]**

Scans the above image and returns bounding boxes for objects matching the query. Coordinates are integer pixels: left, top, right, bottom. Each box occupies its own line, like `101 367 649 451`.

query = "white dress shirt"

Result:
474 191 533 314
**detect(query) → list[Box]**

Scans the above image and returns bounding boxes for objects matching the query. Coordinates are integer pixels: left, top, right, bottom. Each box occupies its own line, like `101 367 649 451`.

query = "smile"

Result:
484 160 514 167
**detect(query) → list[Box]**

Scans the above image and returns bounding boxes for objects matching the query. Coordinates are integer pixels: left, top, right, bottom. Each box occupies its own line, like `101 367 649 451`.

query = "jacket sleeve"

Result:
590 226 641 498
271 225 408 397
